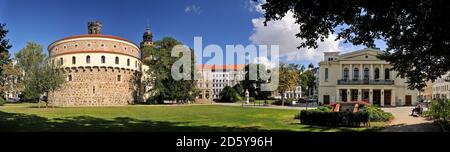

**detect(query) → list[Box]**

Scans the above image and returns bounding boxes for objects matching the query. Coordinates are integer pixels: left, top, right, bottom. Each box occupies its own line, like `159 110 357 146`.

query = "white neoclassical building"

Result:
318 48 418 106
432 72 450 99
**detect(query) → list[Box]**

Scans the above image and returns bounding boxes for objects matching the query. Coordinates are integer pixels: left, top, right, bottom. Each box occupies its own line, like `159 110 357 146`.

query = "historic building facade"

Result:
432 72 450 99
196 64 245 100
47 21 151 106
318 48 418 106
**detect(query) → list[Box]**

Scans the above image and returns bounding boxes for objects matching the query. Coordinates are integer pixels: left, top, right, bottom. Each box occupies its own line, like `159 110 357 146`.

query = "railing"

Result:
337 79 394 85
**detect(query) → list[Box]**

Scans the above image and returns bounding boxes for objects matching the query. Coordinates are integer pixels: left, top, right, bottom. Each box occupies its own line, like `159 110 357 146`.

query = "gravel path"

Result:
380 106 442 132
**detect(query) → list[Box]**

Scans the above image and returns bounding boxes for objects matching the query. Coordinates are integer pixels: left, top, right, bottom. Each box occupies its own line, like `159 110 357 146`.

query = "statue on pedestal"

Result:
245 90 249 104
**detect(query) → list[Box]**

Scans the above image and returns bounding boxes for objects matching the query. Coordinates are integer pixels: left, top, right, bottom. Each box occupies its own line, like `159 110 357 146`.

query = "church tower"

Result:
140 26 153 49
140 26 153 61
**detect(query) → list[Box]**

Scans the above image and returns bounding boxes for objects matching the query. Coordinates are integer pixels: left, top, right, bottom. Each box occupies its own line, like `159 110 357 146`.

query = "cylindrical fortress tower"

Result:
48 22 143 106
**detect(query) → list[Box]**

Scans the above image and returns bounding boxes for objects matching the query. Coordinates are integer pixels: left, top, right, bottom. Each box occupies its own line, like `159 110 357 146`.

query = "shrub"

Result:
316 105 332 112
358 105 394 122
249 97 255 103
299 110 369 127
219 86 241 103
272 99 293 106
0 97 5 106
426 99 450 123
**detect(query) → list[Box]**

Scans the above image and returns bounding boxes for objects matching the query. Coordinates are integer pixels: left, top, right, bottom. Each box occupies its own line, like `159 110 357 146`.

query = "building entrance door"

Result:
323 95 330 105
384 90 392 105
351 89 358 101
340 89 347 102
405 95 412 105
362 89 370 102
373 90 381 105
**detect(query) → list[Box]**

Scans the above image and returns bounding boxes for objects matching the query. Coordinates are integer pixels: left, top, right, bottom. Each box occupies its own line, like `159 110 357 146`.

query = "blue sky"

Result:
0 0 386 66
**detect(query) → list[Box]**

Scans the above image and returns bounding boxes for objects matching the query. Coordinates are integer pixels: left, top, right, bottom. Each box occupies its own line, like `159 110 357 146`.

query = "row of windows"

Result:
55 43 135 53
434 85 449 92
56 56 140 68
324 68 391 81
68 74 122 82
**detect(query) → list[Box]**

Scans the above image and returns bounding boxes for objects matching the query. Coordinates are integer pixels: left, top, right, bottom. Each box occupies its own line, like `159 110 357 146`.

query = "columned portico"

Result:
319 48 419 107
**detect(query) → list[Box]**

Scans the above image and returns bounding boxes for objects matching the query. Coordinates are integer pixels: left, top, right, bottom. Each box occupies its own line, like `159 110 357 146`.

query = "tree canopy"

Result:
145 37 198 103
260 0 450 90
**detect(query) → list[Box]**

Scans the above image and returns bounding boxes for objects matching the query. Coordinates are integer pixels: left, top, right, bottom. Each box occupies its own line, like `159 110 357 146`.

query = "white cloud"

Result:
249 2 343 63
185 5 201 14
250 11 342 63
253 56 277 69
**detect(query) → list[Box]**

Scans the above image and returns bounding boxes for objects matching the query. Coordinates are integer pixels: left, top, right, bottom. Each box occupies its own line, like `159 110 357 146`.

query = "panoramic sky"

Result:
0 0 386 66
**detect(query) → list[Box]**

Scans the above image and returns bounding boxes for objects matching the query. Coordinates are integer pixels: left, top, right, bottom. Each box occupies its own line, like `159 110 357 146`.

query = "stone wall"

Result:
48 67 141 107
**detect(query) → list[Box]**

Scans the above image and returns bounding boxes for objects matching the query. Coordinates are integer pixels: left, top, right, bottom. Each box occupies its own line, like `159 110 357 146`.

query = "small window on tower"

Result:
117 75 121 81
68 75 72 81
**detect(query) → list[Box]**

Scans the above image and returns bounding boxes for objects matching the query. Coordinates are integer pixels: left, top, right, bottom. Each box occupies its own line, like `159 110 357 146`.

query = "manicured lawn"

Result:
0 103 386 132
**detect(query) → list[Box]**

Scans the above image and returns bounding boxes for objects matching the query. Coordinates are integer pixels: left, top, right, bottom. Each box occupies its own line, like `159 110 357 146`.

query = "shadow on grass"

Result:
0 111 301 132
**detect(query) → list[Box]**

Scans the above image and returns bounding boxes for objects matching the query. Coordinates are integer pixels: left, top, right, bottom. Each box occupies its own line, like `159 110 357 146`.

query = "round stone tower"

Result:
47 22 142 106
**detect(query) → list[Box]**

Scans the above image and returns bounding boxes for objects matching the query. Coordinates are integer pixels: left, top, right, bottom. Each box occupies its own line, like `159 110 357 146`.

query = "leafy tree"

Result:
260 0 450 90
241 64 272 100
219 86 241 103
0 23 19 98
145 37 198 104
0 62 22 98
232 83 244 96
15 42 66 106
300 63 316 97
277 64 300 106
14 42 45 75
0 23 11 66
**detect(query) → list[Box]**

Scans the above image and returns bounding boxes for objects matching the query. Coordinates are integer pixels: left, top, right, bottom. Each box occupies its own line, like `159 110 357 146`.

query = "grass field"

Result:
0 103 386 132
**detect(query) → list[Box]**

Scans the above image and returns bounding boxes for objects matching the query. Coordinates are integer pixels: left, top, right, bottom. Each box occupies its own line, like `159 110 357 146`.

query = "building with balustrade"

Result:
47 21 151 106
318 48 418 106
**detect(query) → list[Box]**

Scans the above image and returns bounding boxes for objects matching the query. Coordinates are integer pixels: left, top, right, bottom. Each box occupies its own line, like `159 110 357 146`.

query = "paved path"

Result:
380 106 442 132
212 102 316 110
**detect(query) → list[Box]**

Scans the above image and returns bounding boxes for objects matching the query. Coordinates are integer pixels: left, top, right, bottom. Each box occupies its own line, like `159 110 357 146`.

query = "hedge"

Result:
299 110 369 127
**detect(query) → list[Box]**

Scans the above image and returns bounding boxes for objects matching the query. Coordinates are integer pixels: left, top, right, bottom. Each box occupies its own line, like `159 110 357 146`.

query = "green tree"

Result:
145 37 198 104
300 63 316 97
241 64 272 100
260 0 450 90
277 64 300 106
15 42 66 106
219 86 241 103
0 62 22 98
0 23 11 66
0 23 17 98
14 42 45 75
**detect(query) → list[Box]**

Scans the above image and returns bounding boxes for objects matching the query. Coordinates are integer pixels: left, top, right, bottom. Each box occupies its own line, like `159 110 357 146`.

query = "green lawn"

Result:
0 103 386 132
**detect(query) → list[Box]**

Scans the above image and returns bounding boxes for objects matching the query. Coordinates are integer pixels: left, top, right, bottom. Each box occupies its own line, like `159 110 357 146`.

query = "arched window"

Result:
343 68 349 80
101 56 106 64
324 68 329 81
364 68 369 80
375 68 380 80
135 61 137 68
60 57 64 65
353 68 359 80
86 56 90 64
127 59 130 66
117 75 121 81
115 57 119 65
72 56 76 64
385 68 391 80
68 75 72 81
